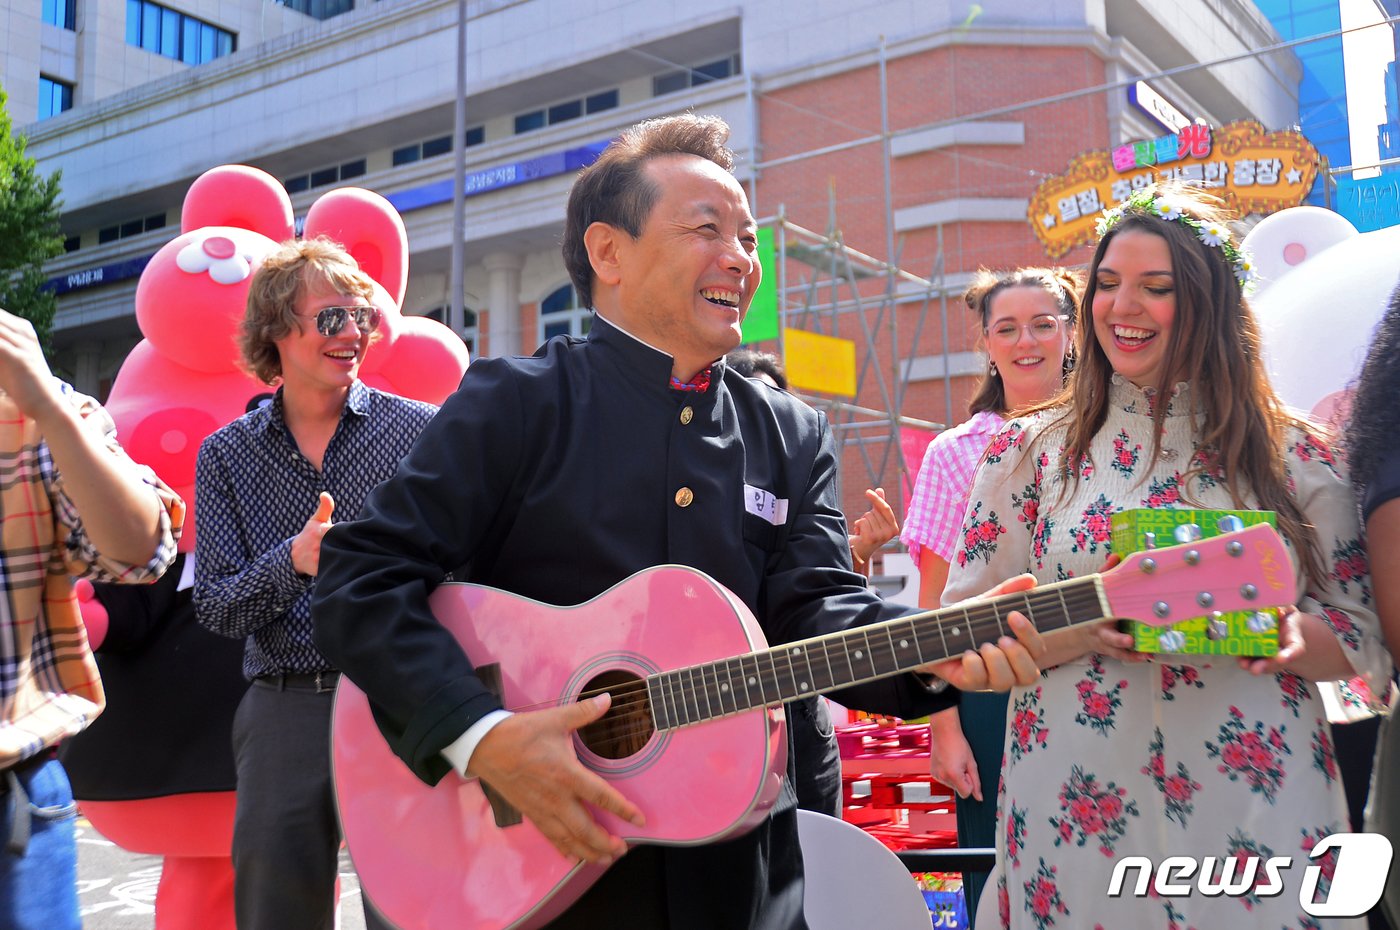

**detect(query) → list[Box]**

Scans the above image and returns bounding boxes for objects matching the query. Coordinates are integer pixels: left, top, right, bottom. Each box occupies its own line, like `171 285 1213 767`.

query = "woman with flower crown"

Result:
942 181 1389 929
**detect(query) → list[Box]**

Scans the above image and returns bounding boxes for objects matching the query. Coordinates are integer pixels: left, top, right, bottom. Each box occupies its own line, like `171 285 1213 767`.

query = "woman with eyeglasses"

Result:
901 266 1079 924
941 182 1388 929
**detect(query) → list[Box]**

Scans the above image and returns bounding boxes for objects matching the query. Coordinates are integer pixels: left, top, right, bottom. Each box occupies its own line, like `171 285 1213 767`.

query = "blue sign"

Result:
1333 174 1400 233
386 139 610 215
46 253 154 295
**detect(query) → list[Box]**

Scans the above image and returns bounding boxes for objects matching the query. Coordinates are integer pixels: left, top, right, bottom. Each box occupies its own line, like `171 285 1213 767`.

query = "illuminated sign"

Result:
1028 120 1318 259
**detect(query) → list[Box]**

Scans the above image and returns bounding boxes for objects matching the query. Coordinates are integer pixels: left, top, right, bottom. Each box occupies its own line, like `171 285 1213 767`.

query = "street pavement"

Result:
76 817 368 930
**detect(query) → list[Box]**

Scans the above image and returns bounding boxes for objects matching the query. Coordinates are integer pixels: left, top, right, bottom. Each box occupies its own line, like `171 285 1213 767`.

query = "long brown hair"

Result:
1031 182 1323 580
965 266 1082 416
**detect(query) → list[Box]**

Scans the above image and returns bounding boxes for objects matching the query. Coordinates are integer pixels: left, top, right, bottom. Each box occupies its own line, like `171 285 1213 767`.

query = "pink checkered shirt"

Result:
901 410 1005 567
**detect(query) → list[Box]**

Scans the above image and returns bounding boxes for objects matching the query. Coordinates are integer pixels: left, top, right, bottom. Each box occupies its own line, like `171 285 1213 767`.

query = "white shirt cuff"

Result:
441 709 513 778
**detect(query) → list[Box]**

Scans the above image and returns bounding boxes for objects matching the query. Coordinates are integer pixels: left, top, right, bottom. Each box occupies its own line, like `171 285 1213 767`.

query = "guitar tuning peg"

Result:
1158 630 1186 652
1173 523 1203 544
1247 611 1276 633
1206 612 1228 640
1216 515 1245 533
1143 532 1157 550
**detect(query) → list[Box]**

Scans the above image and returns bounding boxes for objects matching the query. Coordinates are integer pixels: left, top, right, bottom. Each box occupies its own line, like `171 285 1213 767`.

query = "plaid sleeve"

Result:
43 383 184 584
902 425 988 567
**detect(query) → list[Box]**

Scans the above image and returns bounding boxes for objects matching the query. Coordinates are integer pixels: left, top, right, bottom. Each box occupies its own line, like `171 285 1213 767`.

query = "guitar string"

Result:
533 583 1112 756
514 582 1103 726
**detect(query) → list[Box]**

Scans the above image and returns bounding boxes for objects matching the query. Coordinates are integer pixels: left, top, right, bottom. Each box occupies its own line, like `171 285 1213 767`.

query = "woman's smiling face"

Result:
1091 229 1177 389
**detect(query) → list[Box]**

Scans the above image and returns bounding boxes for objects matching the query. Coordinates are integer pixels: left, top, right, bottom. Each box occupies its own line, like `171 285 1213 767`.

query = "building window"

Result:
283 159 367 194
514 89 619 135
539 285 591 342
275 0 354 19
38 77 73 120
97 212 166 245
393 129 484 167
63 235 81 253
421 306 478 357
653 54 742 96
126 0 235 65
42 0 76 30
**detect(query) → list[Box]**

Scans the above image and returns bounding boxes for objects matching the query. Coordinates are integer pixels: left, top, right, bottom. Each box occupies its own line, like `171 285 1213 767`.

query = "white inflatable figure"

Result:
1243 206 1400 426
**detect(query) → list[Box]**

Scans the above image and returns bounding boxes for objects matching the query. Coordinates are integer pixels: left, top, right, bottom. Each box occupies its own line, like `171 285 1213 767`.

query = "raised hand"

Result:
291 492 335 577
0 309 63 423
848 487 899 575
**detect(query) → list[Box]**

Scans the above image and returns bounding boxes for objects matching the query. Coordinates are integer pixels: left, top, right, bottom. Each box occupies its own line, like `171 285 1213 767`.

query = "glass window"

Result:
421 135 451 158
98 226 120 244
653 71 688 96
585 90 618 114
119 219 145 238
284 175 310 194
63 235 81 253
144 213 166 231
160 7 179 57
392 144 420 167
38 77 73 120
310 167 338 188
465 126 485 147
514 110 545 134
694 58 732 84
339 159 366 180
141 4 159 51
548 99 582 124
126 0 141 45
126 1 235 65
43 0 76 30
539 284 590 343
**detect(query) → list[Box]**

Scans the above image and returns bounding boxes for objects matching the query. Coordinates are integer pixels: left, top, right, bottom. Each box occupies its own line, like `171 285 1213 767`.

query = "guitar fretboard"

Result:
645 576 1109 731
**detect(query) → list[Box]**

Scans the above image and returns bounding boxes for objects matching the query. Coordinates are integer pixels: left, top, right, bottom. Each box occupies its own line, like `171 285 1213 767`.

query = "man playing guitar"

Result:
312 113 1045 928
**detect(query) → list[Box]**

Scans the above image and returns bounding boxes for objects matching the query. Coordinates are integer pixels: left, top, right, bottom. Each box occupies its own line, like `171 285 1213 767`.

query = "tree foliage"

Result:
0 85 64 349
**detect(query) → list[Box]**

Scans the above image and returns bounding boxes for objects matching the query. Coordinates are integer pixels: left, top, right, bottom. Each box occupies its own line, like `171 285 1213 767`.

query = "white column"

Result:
483 251 524 358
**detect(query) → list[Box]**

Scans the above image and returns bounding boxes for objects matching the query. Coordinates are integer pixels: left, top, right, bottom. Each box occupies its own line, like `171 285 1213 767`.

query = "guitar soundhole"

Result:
576 670 654 760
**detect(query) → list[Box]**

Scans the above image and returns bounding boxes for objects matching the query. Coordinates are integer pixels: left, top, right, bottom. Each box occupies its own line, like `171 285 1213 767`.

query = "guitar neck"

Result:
646 575 1111 731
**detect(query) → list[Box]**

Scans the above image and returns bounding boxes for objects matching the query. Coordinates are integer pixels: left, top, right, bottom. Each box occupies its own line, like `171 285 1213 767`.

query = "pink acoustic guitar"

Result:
331 523 1296 929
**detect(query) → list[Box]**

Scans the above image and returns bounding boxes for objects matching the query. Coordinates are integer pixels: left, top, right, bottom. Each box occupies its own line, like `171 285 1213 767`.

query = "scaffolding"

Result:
759 204 964 524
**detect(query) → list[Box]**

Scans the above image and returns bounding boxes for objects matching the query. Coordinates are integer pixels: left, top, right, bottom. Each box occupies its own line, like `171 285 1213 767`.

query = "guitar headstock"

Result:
1100 524 1296 627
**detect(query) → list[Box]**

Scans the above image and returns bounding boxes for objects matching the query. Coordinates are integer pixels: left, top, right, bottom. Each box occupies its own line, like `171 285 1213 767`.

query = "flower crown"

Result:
1094 188 1256 292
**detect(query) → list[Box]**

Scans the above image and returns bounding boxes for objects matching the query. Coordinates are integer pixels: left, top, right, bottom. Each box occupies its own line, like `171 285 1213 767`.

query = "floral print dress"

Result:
942 377 1390 930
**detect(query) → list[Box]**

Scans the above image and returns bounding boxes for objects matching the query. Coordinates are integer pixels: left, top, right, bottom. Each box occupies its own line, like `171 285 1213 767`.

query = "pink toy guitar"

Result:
331 523 1295 929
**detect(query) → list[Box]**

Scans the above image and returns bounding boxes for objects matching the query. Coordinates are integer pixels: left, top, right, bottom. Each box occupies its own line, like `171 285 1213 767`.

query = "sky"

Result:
1339 0 1396 177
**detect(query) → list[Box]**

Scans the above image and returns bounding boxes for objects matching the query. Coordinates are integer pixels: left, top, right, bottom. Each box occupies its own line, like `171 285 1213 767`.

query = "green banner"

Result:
742 226 779 344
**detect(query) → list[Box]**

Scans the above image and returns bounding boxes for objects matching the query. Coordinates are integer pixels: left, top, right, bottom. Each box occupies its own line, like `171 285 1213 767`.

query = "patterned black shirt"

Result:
193 380 437 679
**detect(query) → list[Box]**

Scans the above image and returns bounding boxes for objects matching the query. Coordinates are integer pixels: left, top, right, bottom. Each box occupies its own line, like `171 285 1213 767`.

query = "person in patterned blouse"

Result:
0 307 182 930
902 266 1079 924
942 182 1390 930
193 240 436 930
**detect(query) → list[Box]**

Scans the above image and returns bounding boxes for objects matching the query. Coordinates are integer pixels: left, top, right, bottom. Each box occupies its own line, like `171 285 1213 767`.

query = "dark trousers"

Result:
956 690 1009 928
789 697 841 817
231 679 387 930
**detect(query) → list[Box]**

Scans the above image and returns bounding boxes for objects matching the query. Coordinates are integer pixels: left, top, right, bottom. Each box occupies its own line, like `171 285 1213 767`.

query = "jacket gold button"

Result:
675 487 694 507
680 406 694 425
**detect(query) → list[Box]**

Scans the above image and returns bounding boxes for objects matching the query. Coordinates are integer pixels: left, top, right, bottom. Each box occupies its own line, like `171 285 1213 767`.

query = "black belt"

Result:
2 747 60 856
254 670 341 693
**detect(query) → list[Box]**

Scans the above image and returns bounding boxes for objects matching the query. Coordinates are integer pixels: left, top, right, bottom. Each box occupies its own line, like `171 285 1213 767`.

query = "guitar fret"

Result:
648 676 670 730
860 628 879 679
906 618 926 665
683 667 701 725
697 664 715 722
963 606 977 648
794 644 814 696
718 658 739 717
991 600 1006 639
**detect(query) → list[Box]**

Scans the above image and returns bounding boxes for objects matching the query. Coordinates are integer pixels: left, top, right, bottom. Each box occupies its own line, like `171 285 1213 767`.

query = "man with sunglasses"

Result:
313 115 1046 928
193 237 437 930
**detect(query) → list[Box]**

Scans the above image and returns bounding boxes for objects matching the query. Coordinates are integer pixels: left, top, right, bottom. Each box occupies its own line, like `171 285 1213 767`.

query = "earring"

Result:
989 360 999 376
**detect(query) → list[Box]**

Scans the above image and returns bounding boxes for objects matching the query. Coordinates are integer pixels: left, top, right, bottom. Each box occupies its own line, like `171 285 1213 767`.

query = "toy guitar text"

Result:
332 523 1295 929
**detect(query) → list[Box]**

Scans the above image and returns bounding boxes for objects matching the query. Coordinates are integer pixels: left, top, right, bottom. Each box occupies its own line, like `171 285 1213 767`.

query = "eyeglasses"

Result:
308 305 382 337
988 314 1068 346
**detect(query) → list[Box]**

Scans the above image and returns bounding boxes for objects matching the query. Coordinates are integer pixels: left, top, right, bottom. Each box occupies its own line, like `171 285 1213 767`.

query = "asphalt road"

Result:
76 817 368 930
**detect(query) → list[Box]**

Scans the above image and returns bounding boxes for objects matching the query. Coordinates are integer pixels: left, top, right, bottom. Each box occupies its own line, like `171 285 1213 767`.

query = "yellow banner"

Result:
1028 120 1318 259
785 328 857 398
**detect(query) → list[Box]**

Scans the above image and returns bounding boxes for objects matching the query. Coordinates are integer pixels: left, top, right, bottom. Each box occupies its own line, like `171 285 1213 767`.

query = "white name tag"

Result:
744 484 789 526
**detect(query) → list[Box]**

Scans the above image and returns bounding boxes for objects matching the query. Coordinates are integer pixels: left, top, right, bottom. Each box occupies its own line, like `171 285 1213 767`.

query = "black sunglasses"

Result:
312 305 382 337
